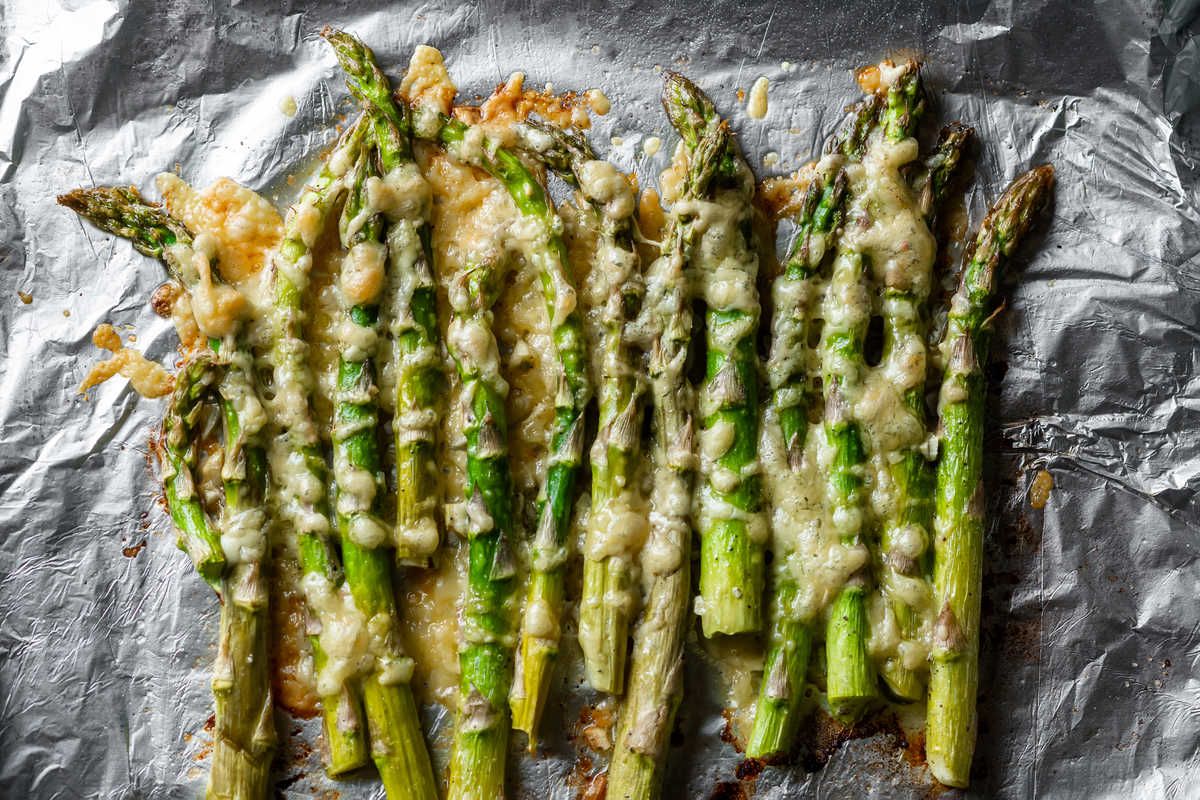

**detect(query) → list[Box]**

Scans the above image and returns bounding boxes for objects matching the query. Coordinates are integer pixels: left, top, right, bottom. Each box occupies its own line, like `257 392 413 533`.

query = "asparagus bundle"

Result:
519 119 646 696
323 29 443 565
58 188 277 796
325 118 438 798
605 77 728 800
661 73 768 638
268 117 372 774
928 165 1054 788
415 98 592 744
875 120 974 703
746 155 851 757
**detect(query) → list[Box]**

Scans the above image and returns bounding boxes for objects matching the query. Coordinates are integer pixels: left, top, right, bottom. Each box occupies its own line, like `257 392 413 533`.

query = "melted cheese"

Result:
80 323 173 398
157 173 282 282
747 76 770 119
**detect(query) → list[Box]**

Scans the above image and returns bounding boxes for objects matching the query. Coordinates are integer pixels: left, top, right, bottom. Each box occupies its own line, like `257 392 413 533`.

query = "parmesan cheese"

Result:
79 323 173 398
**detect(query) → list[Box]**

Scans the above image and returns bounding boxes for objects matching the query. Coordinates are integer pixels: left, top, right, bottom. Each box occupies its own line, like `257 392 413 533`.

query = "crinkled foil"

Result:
2 1 1197 798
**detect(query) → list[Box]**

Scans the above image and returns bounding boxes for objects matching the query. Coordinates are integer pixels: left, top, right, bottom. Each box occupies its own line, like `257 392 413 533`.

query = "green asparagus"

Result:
747 160 849 757
605 85 729 800
870 63 933 704
57 186 227 586
323 28 443 565
927 164 1054 788
420 100 591 744
267 116 372 775
661 72 767 637
60 187 282 796
329 119 437 800
520 119 645 696
444 255 519 799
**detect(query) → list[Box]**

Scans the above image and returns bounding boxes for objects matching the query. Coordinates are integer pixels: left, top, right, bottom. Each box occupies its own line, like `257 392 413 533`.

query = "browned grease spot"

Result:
270 561 320 719
122 539 147 558
581 770 607 800
709 781 747 800
578 703 616 753
17 291 32 304
793 710 909 772
735 88 746 103
735 758 765 780
902 729 926 767
719 708 745 754
1029 469 1054 509
150 282 181 318
757 166 815 222
565 752 598 797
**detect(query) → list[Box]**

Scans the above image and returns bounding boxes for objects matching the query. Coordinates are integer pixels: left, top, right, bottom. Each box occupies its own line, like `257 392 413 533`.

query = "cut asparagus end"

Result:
207 578 275 800
606 748 662 800
450 643 511 800
880 659 926 704
361 677 439 800
510 636 556 748
746 620 813 759
698 519 764 636
580 556 632 695
825 584 875 721
318 682 369 775
927 656 977 788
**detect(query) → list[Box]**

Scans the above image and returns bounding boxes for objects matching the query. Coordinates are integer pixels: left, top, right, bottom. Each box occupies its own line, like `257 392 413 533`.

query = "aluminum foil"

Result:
2 0 1197 797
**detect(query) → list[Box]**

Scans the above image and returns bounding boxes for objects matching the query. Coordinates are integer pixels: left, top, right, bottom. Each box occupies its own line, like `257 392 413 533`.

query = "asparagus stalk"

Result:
747 159 849 758
866 64 934 705
927 164 1054 788
520 119 645 695
163 354 277 799
606 92 729 800
330 121 437 800
323 28 442 565
268 118 372 774
662 72 767 637
421 98 591 744
210 353 276 800
443 254 518 800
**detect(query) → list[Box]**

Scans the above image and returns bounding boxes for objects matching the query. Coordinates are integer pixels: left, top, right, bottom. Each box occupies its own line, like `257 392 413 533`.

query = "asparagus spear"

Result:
605 92 728 800
418 95 591 744
520 119 645 695
268 118 372 774
865 64 935 705
323 28 442 565
210 353 276 800
443 253 518 800
927 164 1054 788
661 72 767 637
331 122 437 800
